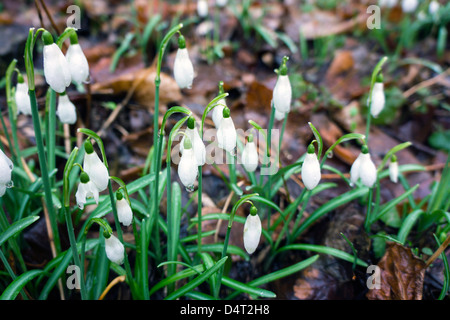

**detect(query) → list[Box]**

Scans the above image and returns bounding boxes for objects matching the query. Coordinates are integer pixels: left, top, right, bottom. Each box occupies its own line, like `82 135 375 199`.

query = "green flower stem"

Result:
5 59 21 167
47 88 57 186
364 187 375 232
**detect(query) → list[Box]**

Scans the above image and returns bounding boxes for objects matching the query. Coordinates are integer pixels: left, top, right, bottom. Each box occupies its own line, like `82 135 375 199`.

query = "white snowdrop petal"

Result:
197 0 208 17
301 153 321 190
174 48 194 89
350 153 362 186
57 94 77 124
243 214 262 254
44 43 71 93
389 161 399 183
273 75 292 114
360 153 377 188
83 152 109 192
66 44 89 85
217 117 236 153
212 100 225 128
216 0 227 7
105 235 125 265
402 0 418 13
180 127 206 166
274 108 286 121
178 148 198 188
117 198 133 226
0 153 12 186
242 141 258 172
15 82 32 115
75 181 99 209
370 82 385 118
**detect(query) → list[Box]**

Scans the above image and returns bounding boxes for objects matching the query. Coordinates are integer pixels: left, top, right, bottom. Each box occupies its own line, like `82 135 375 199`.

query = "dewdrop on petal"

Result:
243 206 262 255
15 74 32 115
174 34 194 89
42 31 71 93
180 117 206 166
56 92 77 124
217 107 237 154
350 145 377 188
389 155 399 183
104 233 125 265
370 74 385 118
75 172 99 210
242 134 258 172
178 136 198 192
401 0 418 13
116 192 133 227
197 0 208 17
272 56 292 114
301 144 321 190
83 140 109 192
0 149 14 197
65 32 90 85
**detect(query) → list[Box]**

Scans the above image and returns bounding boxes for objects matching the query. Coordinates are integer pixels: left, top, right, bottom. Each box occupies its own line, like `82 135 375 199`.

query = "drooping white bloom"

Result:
273 74 292 114
65 43 89 85
15 81 32 116
83 141 109 192
43 32 71 93
301 146 321 190
429 1 440 15
350 147 377 188
389 156 399 183
370 82 385 118
241 136 258 172
56 93 77 124
243 208 261 254
274 107 286 121
178 137 198 191
75 173 99 210
379 0 398 8
0 149 14 197
180 119 206 166
116 196 133 227
217 108 236 153
402 0 418 13
212 98 226 129
216 0 227 7
197 0 209 17
174 35 194 89
105 234 125 265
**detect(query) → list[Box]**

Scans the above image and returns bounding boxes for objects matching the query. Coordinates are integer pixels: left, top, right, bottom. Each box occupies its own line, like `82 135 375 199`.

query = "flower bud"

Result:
83 140 109 192
350 145 377 188
15 76 32 116
174 35 194 89
116 192 133 227
65 33 90 85
272 57 292 114
370 75 385 118
241 134 258 172
217 108 236 153
389 155 398 183
178 136 198 191
56 92 77 124
42 31 71 93
243 207 261 254
0 149 14 197
75 172 99 209
301 144 321 190
104 233 125 265
401 0 418 13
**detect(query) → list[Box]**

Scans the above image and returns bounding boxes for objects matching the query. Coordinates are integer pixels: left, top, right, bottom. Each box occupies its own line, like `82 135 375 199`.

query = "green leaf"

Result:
0 215 40 247
0 269 43 300
397 209 424 245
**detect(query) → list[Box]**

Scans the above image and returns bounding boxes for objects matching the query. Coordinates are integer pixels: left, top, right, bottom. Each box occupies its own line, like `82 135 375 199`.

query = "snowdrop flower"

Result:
429 1 440 15
212 82 226 128
83 140 109 192
379 0 398 8
243 206 261 254
216 0 227 7
173 34 194 89
180 116 206 166
0 149 14 197
15 74 32 115
217 107 237 154
370 74 385 118
197 0 209 17
274 107 286 121
104 233 125 265
301 144 321 190
65 32 89 85
116 192 133 227
272 56 292 114
178 136 198 191
350 145 377 188
241 134 258 172
401 0 418 13
75 172 99 209
56 92 77 124
389 155 399 183
42 31 71 93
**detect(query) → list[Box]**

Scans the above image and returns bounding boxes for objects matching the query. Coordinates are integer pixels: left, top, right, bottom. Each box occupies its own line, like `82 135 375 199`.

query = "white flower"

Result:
43 33 71 93
178 137 198 190
116 197 133 227
402 0 418 13
75 176 99 210
350 148 377 188
0 149 14 197
105 234 125 265
274 107 286 121
56 93 77 124
65 43 89 85
15 81 32 115
217 108 236 153
180 121 206 166
243 208 261 254
83 141 109 192
370 82 385 118
241 136 258 172
389 157 399 183
379 0 398 8
273 74 292 114
197 0 208 17
301 146 321 190
216 0 227 7
212 98 225 129
429 1 440 15
174 35 194 89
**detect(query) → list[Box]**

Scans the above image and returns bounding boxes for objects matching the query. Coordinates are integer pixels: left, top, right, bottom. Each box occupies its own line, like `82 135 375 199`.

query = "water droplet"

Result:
327 151 333 158
6 180 14 188
185 185 195 193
